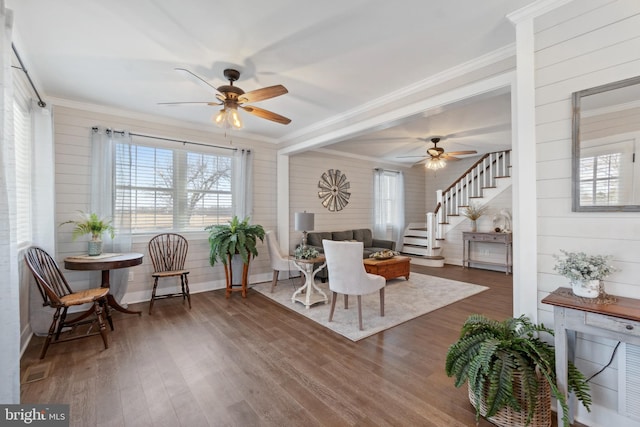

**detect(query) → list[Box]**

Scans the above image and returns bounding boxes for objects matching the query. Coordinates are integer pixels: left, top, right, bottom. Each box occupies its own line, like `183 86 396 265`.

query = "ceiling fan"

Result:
398 137 477 169
159 68 291 129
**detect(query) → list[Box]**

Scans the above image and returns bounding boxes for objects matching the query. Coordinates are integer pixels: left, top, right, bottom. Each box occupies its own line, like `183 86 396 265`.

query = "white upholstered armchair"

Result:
265 230 298 292
322 239 386 330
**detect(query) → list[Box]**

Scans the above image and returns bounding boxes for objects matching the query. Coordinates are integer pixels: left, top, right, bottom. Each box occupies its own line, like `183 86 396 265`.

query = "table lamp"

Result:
294 211 314 248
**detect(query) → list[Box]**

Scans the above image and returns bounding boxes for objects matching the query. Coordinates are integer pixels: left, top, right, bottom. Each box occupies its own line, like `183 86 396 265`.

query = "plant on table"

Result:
461 202 489 221
60 211 115 242
553 249 616 282
294 245 319 260
205 215 265 266
445 314 591 427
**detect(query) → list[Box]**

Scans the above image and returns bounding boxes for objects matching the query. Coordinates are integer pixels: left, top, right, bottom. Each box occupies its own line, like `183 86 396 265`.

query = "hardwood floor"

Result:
21 265 515 426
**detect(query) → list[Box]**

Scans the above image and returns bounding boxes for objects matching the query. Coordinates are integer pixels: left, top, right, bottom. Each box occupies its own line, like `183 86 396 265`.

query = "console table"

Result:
542 288 640 426
462 231 512 275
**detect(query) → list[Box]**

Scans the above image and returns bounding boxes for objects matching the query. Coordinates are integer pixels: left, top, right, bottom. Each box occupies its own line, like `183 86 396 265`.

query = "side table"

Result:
292 256 328 308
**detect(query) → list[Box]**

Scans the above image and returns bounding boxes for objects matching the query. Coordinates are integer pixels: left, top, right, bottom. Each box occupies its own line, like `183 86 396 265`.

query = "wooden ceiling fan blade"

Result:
441 155 461 160
446 150 477 155
175 68 220 93
158 101 216 105
239 85 288 103
241 105 291 125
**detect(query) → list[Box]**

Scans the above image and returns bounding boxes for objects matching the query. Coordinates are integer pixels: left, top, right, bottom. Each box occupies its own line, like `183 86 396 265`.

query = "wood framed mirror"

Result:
572 75 640 212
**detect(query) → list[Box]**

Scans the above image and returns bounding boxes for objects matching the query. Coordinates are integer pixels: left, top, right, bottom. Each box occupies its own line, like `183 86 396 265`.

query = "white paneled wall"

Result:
288 151 424 252
52 106 278 305
535 2 640 425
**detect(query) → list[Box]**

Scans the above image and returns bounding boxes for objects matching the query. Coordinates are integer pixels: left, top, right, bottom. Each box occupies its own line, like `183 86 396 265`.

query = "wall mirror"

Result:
572 75 640 212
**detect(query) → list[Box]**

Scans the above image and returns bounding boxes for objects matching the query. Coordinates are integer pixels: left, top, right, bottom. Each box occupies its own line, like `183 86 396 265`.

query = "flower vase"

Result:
571 279 600 298
471 220 477 232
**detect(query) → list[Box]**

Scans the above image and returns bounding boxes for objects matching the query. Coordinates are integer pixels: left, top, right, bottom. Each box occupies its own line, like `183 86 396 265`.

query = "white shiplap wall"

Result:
52 106 278 309
535 1 640 425
288 151 425 252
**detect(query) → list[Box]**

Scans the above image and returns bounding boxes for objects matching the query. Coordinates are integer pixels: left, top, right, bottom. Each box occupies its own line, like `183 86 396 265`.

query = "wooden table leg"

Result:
101 270 142 316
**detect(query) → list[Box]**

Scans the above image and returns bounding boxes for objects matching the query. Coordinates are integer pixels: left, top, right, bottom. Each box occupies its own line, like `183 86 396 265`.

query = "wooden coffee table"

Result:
363 255 410 280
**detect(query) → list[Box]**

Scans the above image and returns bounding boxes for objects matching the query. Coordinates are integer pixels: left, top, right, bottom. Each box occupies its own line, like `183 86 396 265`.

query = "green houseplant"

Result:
60 211 115 256
554 249 616 298
445 314 591 427
205 216 265 298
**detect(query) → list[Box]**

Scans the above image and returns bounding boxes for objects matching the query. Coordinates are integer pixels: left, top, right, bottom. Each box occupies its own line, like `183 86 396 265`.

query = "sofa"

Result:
305 228 396 281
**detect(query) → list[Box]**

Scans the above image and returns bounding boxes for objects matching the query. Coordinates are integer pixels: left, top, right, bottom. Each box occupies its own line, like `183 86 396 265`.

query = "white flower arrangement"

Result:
553 250 616 282
294 245 319 260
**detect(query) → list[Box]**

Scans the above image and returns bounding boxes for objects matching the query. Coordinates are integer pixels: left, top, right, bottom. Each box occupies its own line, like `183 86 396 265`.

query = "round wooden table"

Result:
64 253 144 316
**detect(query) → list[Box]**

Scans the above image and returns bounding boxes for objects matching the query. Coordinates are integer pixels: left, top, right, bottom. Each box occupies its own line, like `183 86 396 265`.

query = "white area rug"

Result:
252 273 488 342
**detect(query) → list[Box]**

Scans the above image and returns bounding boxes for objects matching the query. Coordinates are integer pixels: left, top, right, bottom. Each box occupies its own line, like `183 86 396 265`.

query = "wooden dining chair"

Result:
24 246 112 359
148 233 191 314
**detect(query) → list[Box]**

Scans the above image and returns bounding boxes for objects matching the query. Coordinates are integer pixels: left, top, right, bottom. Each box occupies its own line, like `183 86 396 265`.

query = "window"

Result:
378 171 398 226
373 169 404 244
114 140 233 233
579 139 635 206
14 95 32 245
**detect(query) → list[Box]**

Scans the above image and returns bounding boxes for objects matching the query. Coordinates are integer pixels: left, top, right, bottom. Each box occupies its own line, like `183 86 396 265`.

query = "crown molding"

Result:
507 0 574 24
47 96 278 144
313 147 412 169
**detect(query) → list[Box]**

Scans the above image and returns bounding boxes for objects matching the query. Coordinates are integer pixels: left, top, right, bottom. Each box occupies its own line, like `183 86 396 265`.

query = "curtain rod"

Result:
92 127 242 152
11 43 46 108
374 168 400 174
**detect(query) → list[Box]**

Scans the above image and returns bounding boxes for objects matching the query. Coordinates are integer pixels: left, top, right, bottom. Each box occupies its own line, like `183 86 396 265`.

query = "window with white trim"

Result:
114 140 233 233
579 139 635 206
14 94 32 245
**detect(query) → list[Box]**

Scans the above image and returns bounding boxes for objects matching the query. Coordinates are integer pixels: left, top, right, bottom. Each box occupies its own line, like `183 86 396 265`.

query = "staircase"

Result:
401 150 511 267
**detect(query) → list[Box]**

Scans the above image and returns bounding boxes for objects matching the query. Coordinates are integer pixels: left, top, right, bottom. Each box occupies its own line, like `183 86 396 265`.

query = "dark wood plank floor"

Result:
21 265 515 426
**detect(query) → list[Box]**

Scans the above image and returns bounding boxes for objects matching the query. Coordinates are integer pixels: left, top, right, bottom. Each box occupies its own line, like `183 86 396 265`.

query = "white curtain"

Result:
91 127 133 303
31 100 55 250
373 169 405 250
394 172 405 250
28 101 56 336
373 169 386 239
0 2 19 404
232 148 253 220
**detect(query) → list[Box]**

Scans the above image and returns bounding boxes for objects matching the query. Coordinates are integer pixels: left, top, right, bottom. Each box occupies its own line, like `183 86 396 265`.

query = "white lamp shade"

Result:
294 212 314 231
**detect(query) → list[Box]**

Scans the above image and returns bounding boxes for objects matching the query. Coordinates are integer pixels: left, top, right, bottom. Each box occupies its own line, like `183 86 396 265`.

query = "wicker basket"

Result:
468 371 552 427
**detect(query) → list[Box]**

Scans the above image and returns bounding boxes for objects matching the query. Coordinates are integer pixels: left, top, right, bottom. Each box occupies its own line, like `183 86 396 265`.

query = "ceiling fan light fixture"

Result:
213 106 243 130
426 157 446 170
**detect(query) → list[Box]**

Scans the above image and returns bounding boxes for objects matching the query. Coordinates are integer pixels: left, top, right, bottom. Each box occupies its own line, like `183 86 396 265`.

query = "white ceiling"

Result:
8 0 534 165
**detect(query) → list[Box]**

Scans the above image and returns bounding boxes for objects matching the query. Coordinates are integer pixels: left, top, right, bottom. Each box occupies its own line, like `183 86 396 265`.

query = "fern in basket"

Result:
445 314 591 427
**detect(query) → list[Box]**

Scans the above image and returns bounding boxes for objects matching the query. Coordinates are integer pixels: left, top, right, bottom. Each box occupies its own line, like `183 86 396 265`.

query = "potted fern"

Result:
60 211 115 256
205 216 265 298
445 314 591 427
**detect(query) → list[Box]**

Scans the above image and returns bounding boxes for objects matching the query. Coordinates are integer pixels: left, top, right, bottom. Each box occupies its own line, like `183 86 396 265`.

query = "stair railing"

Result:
436 150 511 229
425 202 441 253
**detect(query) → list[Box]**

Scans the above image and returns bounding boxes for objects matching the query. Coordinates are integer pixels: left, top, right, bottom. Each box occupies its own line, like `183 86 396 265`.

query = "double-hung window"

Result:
114 139 233 233
579 139 635 206
14 90 32 246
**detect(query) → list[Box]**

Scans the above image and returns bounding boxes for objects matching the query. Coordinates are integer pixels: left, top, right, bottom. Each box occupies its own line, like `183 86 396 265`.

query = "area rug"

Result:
252 273 488 342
